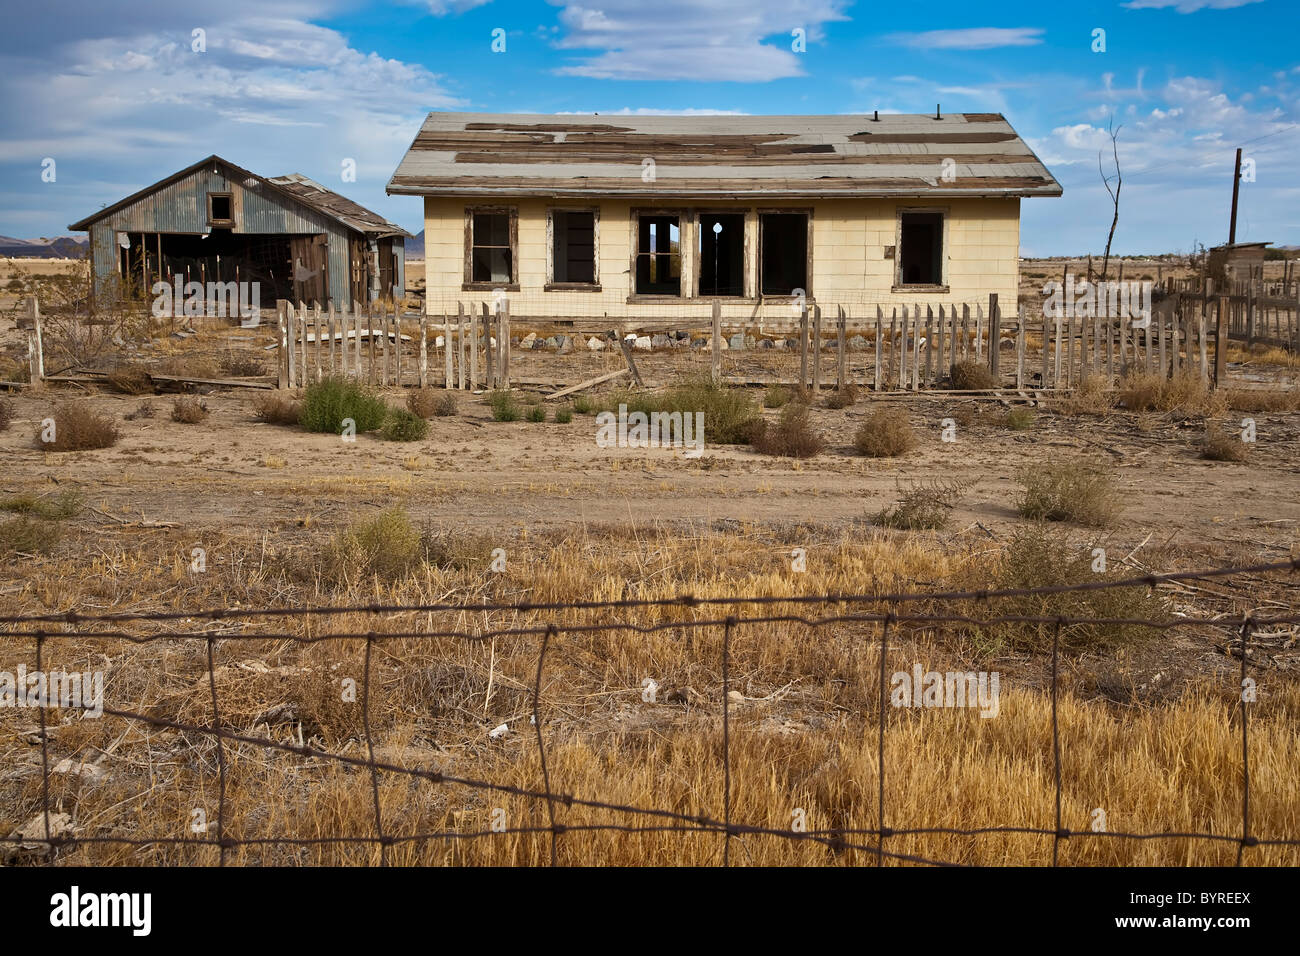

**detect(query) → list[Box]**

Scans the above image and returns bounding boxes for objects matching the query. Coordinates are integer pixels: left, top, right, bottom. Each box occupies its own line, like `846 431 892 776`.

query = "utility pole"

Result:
1228 147 1242 245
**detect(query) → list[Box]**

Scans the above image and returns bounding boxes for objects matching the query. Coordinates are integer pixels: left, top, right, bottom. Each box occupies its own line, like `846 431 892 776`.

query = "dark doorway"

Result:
553 210 596 284
899 212 944 286
698 213 745 297
760 213 808 296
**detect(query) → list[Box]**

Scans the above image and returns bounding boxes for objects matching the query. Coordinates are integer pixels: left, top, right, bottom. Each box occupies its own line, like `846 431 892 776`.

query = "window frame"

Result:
893 206 949 292
757 207 814 301
545 206 601 291
207 192 234 227
463 205 520 292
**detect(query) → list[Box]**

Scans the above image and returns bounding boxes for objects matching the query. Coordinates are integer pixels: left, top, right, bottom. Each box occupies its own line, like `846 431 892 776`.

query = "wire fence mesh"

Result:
3 556 1298 867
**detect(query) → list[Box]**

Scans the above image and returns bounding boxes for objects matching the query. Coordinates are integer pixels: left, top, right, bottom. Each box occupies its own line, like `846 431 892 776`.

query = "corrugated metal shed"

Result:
387 112 1062 199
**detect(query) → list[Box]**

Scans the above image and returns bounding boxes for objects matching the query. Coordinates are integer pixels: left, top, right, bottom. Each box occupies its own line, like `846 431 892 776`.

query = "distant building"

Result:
70 155 409 314
1207 241 1271 286
387 112 1061 320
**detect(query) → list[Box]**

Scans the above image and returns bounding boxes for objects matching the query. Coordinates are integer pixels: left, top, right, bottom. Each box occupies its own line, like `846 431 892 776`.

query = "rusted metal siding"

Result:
82 163 355 305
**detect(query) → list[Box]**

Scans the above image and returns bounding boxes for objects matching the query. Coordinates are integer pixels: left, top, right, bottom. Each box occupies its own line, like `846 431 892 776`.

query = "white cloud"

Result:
1121 0 1264 12
887 28 1045 51
548 0 850 82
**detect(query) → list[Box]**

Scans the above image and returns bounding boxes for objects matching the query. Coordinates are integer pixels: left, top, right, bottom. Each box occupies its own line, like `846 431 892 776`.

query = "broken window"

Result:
208 193 233 225
551 209 597 285
697 213 745 297
898 211 944 286
760 213 808 297
470 210 514 284
634 214 680 296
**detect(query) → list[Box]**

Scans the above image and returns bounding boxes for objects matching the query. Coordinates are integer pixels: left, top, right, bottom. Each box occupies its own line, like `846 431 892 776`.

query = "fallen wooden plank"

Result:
543 367 629 401
146 374 275 390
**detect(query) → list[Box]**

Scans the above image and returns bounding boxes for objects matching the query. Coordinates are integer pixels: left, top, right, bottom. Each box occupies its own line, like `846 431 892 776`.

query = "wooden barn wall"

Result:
85 165 354 306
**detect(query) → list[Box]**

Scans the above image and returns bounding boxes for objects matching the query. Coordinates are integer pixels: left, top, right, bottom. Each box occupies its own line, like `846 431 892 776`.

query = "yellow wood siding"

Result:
422 196 1020 321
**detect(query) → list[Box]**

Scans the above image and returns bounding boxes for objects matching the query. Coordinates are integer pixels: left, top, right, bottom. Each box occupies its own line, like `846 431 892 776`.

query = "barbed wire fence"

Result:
3 557 1298 867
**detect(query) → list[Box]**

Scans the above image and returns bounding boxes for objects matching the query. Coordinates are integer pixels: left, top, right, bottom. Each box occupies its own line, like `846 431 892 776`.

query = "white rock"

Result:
587 337 605 351
488 722 509 739
634 335 653 350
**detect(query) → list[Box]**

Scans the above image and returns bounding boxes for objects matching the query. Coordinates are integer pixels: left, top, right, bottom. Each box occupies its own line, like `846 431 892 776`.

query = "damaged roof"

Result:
70 155 410 237
387 112 1062 200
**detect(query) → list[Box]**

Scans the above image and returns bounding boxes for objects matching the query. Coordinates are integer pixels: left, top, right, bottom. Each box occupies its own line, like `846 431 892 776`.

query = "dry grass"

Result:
823 385 857 409
170 395 209 424
853 408 917 457
1055 375 1116 417
950 361 998 390
34 402 119 451
1 521 1296 866
408 388 459 418
1221 388 1300 413
1118 372 1225 417
1018 459 1122 527
873 477 971 530
252 391 303 426
104 364 153 396
750 403 824 458
1200 423 1250 462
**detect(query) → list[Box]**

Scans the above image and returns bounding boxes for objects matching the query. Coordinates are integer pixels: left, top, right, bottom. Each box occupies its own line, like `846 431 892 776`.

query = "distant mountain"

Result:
0 235 88 258
404 229 424 258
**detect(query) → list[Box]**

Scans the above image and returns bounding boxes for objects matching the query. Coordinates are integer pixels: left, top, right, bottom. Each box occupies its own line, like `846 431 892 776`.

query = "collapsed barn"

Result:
69 155 409 318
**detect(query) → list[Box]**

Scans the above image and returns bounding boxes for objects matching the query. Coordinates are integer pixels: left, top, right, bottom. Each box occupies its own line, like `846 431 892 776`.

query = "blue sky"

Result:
1 0 1296 254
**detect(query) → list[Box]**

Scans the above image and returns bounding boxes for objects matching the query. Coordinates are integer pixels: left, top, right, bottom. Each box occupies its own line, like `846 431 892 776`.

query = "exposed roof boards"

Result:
388 112 1062 200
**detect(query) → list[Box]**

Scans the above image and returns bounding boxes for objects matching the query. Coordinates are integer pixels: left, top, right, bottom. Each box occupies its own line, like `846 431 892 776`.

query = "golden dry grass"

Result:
2 517 1296 867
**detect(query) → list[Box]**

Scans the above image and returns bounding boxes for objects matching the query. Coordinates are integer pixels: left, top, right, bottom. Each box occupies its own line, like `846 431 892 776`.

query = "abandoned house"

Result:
70 155 409 316
387 112 1061 321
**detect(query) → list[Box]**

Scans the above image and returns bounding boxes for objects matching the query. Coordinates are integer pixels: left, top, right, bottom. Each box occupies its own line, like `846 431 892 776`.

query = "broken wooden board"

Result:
543 367 629 401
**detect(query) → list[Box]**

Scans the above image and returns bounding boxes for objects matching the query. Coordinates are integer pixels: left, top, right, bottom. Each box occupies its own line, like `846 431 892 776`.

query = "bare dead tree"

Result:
1098 117 1122 281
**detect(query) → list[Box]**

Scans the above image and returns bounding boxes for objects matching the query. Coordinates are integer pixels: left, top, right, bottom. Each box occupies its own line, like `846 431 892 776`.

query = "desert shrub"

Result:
853 408 917 457
34 403 119 451
299 375 387 433
948 403 977 427
751 403 824 458
380 408 429 442
433 392 458 417
525 404 547 423
825 385 857 409
0 397 12 432
420 525 497 571
1200 423 1249 462
171 395 209 424
1 490 83 520
219 352 265 377
124 400 154 421
1018 459 1121 527
323 508 422 583
105 364 153 395
1055 374 1115 416
1004 407 1036 430
406 388 439 418
0 515 62 556
594 377 760 444
554 407 573 424
950 361 998 390
572 395 594 415
873 478 971 531
253 391 302 425
488 390 521 422
1221 388 1300 413
977 526 1167 652
1118 372 1223 416
764 385 792 409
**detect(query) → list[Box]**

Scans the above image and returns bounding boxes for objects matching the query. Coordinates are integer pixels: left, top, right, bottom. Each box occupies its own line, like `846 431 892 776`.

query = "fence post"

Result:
812 304 822 392
837 305 847 390
328 303 337 373
1016 307 1025 390
936 305 946 385
277 301 288 389
313 303 322 382
470 305 479 391
418 314 428 389
395 311 403 387
25 296 45 389
898 307 908 389
911 305 920 392
1040 315 1050 389
286 302 297 387
888 310 897 389
1053 311 1062 387
496 299 506 390
988 293 1000 378
874 306 883 391
1214 295 1229 387
925 306 934 388
483 303 494 390
444 310 454 390
712 299 722 384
